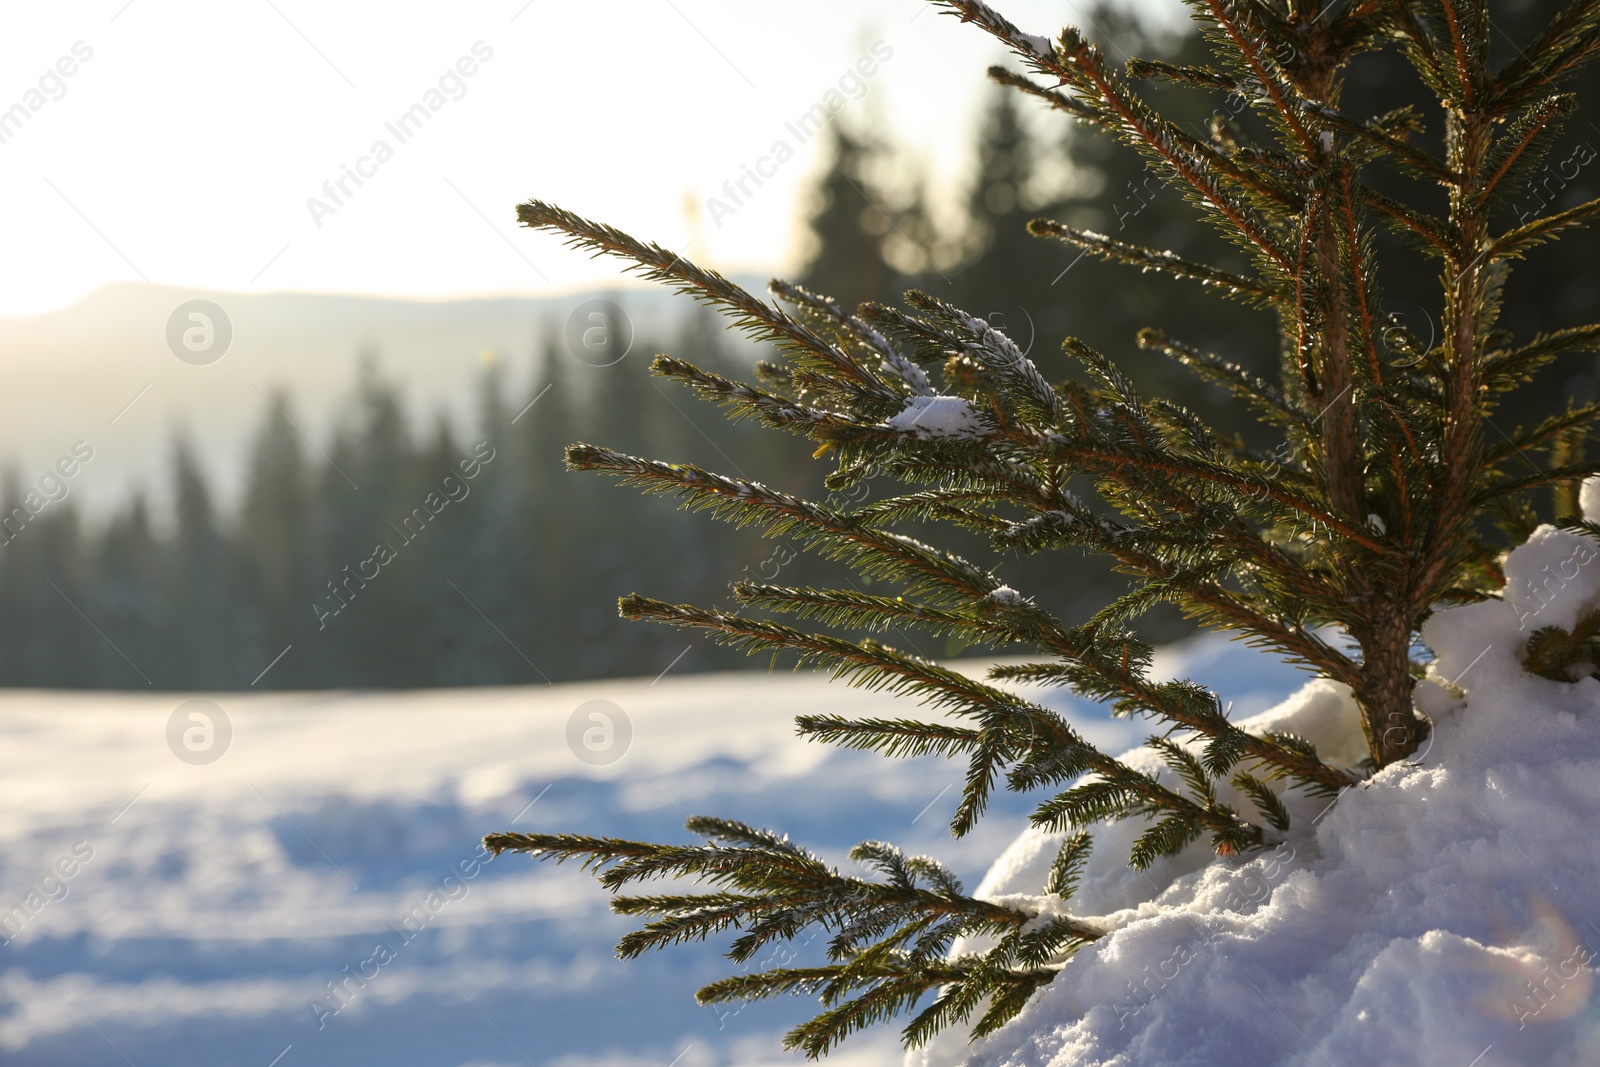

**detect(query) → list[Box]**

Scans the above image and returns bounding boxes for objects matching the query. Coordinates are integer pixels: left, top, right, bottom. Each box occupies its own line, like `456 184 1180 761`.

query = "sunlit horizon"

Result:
0 0 1171 317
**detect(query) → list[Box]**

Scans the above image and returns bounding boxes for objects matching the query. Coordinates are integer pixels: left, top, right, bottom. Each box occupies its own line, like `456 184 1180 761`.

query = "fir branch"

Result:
1232 771 1293 831
1136 329 1306 427
1045 831 1093 896
651 355 860 435
1297 99 1454 182
732 582 1002 643
517 201 899 405
1333 169 1385 389
1484 402 1600 464
490 819 1096 1059
795 715 984 760
1490 192 1600 258
1484 323 1600 384
1125 56 1235 92
1360 186 1454 256
1493 0 1600 107
1027 220 1287 304
1040 423 1388 555
1437 0 1488 110
868 294 1063 424
985 65 1097 121
1473 462 1600 507
1478 94 1575 206
566 444 1000 602
771 280 934 396
849 488 1028 532
1200 0 1317 154
933 0 1061 70
617 594 1093 834
983 11 1296 270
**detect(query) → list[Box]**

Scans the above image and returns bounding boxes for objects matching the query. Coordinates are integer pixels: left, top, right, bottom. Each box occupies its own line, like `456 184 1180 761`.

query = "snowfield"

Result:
0 633 1301 1067
915 516 1600 1067
14 509 1593 1067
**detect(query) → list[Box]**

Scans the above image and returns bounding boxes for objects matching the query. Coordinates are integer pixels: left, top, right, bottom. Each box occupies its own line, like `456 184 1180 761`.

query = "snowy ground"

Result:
0 637 1306 1067
913 518 1600 1067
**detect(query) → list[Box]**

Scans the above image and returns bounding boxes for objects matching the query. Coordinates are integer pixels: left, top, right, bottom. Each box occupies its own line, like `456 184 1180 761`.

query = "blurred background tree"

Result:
1 1 1593 689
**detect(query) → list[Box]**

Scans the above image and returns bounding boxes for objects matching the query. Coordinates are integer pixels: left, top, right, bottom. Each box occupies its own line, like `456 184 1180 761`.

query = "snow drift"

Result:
915 504 1600 1066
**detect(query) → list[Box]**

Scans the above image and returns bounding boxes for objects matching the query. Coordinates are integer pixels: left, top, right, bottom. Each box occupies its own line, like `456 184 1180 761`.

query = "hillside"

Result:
0 281 726 520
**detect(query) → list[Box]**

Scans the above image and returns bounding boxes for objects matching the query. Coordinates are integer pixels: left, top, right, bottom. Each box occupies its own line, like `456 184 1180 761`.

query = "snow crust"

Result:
915 489 1600 1067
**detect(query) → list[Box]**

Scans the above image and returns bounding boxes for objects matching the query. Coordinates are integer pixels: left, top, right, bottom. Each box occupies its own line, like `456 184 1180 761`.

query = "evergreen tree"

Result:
490 0 1600 1056
438 363 523 684
166 436 237 687
96 494 163 682
954 7 1278 401
520 332 584 676
954 86 1043 321
235 390 313 686
0 475 97 687
798 122 907 311
315 364 426 686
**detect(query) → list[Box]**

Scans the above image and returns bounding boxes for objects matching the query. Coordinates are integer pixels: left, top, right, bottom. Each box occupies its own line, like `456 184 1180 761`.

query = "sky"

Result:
0 0 1172 317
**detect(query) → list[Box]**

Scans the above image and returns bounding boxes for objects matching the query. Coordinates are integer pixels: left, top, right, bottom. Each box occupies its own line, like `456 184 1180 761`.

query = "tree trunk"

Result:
1362 607 1426 767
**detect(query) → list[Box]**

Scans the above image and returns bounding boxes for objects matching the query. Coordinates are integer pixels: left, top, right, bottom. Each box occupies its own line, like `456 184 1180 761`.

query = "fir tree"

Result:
799 121 918 310
166 436 236 687
489 0 1600 1055
97 495 163 681
956 86 1047 323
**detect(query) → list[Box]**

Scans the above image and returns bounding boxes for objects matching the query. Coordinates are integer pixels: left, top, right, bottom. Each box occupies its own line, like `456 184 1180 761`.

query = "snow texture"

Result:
1582 478 1600 527
0 629 1307 1066
962 0 1053 60
912 483 1600 1067
1021 33 1055 59
889 395 987 438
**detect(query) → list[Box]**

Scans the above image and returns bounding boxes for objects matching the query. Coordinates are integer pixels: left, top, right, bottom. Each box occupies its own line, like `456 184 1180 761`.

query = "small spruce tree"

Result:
487 0 1600 1055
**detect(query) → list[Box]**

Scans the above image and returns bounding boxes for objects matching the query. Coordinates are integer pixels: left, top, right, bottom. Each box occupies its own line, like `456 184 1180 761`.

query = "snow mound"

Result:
888 395 987 438
915 493 1600 1067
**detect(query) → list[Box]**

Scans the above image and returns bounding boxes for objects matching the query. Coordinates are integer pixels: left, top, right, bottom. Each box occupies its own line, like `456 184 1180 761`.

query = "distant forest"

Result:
6 4 1597 688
